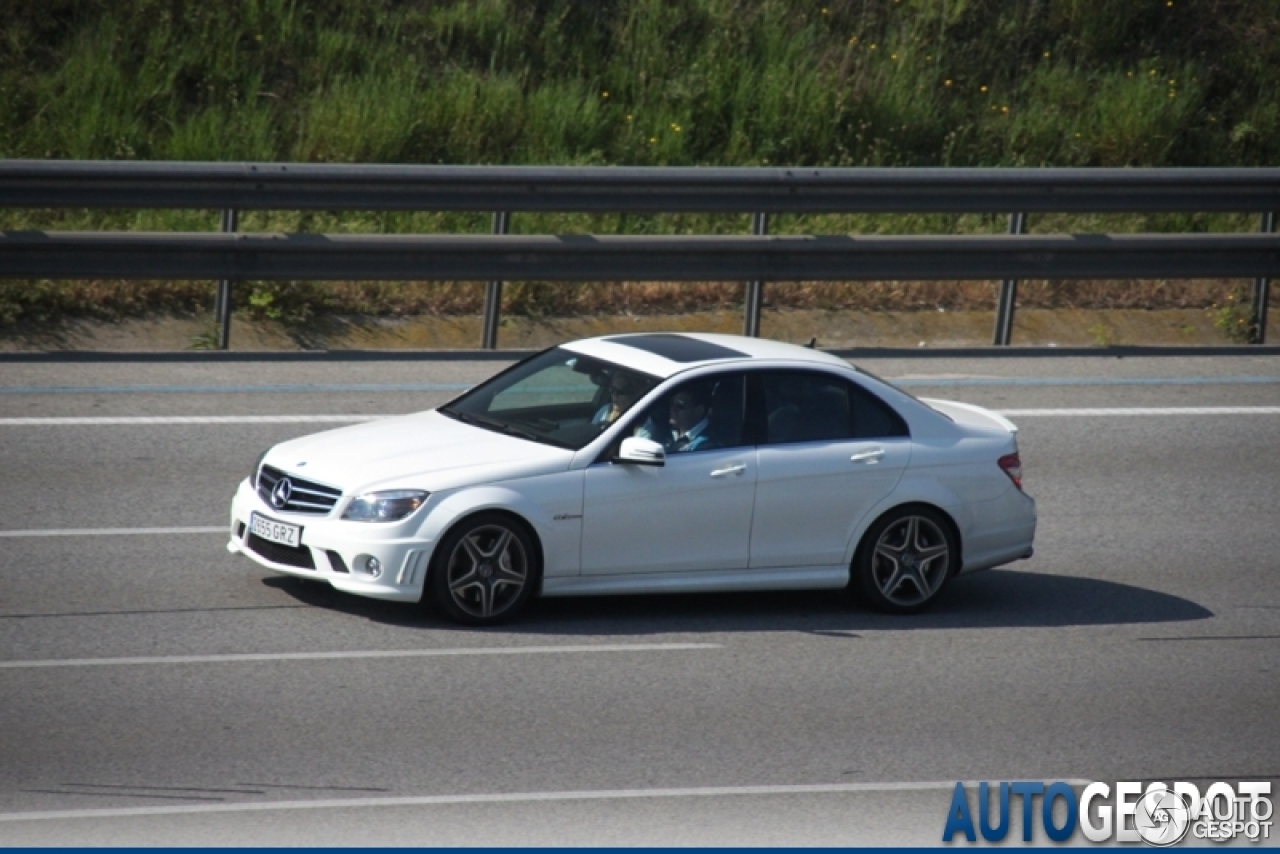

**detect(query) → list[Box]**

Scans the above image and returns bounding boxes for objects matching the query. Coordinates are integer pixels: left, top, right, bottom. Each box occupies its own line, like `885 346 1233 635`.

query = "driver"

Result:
666 385 712 452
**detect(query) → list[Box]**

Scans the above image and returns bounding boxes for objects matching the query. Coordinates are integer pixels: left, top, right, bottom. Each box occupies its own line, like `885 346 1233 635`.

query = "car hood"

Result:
263 410 574 493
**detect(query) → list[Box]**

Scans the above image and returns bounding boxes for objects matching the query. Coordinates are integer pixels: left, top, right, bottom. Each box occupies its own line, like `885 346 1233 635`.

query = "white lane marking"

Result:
0 526 225 538
3 405 1273 536
0 779 1092 823
1001 406 1280 416
2 407 1278 426
0 643 721 670
0 415 384 425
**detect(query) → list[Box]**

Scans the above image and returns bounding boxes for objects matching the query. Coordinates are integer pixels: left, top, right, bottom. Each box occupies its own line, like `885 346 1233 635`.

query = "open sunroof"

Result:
605 333 749 363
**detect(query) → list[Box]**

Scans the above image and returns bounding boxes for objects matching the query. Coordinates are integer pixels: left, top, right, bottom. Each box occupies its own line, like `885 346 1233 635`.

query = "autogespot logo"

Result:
942 780 1273 845
1133 788 1191 846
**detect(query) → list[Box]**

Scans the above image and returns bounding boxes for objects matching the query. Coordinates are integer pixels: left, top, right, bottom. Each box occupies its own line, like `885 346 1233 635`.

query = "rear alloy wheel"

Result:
854 507 956 614
429 514 537 626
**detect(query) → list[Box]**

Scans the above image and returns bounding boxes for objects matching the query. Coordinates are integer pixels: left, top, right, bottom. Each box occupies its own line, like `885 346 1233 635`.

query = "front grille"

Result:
326 550 349 573
246 532 316 569
257 465 342 515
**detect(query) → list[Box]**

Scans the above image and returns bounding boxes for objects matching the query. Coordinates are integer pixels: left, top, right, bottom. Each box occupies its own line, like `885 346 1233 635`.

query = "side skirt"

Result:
540 565 849 598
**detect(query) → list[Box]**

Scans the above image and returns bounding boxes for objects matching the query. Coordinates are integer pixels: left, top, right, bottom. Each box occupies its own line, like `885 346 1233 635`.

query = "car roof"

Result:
561 332 851 379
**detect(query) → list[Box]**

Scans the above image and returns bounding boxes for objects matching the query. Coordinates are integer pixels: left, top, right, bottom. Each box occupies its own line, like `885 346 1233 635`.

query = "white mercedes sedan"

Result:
228 333 1035 625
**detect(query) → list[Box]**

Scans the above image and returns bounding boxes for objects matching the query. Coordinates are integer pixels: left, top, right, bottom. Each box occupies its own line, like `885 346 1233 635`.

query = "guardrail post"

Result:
214 208 238 350
481 211 510 349
1251 211 1276 345
991 212 1027 346
743 212 769 337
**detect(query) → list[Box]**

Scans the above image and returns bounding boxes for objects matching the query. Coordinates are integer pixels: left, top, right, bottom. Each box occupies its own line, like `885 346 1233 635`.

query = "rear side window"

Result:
848 382 910 439
760 372 908 444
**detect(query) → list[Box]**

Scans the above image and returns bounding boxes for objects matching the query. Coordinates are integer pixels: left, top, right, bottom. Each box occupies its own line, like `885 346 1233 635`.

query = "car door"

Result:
749 371 911 570
581 372 756 575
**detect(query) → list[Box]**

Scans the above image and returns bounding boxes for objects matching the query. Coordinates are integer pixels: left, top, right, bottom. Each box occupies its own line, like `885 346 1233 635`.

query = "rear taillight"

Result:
998 452 1023 490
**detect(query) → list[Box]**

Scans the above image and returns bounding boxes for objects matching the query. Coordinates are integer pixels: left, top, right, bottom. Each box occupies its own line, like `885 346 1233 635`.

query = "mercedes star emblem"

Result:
271 477 293 509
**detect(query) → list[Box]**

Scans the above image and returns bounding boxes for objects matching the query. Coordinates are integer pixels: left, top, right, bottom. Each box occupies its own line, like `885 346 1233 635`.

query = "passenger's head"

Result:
608 373 641 410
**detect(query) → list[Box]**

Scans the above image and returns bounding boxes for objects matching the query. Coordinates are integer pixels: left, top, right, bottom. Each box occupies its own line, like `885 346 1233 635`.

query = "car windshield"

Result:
854 365 919 399
438 347 661 451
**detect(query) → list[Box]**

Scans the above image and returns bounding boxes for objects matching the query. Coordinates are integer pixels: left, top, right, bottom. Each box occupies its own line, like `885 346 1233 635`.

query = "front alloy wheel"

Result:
429 514 537 626
855 508 956 614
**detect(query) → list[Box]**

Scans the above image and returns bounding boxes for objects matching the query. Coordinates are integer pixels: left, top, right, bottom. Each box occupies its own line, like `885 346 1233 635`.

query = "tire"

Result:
853 506 957 614
428 513 538 626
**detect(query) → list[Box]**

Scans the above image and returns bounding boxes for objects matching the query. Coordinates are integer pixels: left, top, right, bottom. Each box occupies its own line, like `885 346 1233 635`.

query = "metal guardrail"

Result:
4 162 1280 213
5 232 1279 282
2 161 1278 347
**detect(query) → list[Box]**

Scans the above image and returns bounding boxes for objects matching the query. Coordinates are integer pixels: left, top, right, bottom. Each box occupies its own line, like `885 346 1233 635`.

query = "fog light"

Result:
364 556 382 578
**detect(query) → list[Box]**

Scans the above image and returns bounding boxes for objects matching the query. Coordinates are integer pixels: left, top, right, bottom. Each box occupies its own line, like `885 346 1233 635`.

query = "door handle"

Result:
850 448 886 464
710 463 747 478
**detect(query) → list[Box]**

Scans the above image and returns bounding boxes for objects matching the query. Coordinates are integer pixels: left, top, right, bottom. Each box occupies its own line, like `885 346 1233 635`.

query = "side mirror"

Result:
615 436 665 466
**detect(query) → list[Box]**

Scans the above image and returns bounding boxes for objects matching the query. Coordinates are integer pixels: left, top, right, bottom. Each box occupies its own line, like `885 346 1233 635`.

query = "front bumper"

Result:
228 478 432 603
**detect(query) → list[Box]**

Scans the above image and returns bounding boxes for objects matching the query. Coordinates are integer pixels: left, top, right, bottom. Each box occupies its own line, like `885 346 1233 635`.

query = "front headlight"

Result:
341 490 429 522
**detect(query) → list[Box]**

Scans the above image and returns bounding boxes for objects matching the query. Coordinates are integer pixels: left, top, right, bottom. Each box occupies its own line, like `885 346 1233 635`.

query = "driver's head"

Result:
669 385 710 434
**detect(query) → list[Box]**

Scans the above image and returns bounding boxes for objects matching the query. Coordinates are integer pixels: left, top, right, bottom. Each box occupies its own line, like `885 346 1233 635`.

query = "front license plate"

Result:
249 513 302 548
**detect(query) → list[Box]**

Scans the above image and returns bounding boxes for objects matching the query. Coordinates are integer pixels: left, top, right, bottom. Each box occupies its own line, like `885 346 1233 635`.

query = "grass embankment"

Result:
2 0 1278 334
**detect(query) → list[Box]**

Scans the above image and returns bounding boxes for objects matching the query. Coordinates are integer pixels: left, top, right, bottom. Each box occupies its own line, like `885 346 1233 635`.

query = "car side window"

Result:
848 382 910 438
761 372 851 444
624 372 749 454
760 372 909 444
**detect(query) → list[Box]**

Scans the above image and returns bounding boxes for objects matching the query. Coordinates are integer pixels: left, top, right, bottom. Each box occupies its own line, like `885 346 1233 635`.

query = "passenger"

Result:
592 373 642 427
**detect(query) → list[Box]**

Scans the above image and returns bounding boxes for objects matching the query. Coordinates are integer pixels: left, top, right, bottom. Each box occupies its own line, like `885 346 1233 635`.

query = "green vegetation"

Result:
2 0 1278 331
1209 286 1259 343
7 0 1278 167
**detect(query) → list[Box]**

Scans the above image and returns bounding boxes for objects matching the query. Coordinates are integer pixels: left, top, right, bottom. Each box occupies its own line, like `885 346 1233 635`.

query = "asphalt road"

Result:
1 352 1278 845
